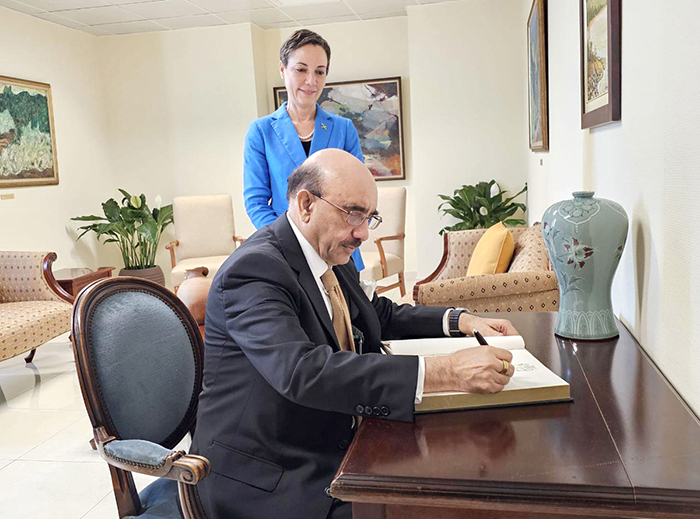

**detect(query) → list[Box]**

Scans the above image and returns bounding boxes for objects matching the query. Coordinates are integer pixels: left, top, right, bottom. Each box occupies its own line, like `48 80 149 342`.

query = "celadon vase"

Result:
541 191 628 340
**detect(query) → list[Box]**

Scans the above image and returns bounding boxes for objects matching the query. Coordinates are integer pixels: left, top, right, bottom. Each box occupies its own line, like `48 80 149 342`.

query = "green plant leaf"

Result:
136 219 158 243
102 199 121 222
70 215 106 221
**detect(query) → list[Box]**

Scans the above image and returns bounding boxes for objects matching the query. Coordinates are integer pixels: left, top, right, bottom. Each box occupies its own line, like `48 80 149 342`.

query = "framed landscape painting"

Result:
274 77 405 180
580 0 621 129
527 0 548 151
0 75 58 188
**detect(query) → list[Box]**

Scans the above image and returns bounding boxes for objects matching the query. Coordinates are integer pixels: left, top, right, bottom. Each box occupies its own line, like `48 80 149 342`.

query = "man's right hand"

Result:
423 346 515 394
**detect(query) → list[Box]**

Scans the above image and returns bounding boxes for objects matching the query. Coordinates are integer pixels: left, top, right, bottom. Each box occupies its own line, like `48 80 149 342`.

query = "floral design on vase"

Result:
561 237 596 269
542 191 628 340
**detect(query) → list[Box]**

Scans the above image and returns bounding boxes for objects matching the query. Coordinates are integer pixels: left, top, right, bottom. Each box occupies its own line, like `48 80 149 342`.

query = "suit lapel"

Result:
272 215 340 350
310 105 334 155
270 102 307 168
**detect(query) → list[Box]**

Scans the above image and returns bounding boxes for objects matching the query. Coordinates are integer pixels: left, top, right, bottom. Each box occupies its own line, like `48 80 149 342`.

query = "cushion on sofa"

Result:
466 222 515 276
508 223 551 272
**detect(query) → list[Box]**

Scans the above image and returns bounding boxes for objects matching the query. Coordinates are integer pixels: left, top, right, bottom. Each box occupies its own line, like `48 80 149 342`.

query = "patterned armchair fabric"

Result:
0 251 72 362
414 225 559 313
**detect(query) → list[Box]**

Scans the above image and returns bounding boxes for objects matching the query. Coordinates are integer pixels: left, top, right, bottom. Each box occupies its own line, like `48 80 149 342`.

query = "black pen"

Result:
473 329 489 346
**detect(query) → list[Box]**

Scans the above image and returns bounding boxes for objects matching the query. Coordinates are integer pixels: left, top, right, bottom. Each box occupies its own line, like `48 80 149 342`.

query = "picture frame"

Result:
274 76 405 181
527 0 549 151
580 0 621 129
0 75 59 188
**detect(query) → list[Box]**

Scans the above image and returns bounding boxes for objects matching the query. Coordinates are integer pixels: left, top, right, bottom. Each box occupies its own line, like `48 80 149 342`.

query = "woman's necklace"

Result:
286 105 314 141
297 129 314 141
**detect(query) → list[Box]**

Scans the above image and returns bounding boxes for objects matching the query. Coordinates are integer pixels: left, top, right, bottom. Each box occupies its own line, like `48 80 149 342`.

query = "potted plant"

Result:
72 189 174 285
438 180 527 234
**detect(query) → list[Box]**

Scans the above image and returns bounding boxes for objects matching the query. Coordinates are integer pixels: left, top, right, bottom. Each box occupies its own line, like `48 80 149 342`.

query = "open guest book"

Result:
383 336 572 413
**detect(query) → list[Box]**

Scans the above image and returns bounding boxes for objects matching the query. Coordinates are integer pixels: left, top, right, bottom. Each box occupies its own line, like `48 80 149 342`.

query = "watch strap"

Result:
448 309 467 337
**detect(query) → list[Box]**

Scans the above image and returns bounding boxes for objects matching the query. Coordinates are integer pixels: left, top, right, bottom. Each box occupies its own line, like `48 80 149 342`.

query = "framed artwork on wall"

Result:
274 76 405 181
580 0 621 129
527 0 549 151
0 75 59 188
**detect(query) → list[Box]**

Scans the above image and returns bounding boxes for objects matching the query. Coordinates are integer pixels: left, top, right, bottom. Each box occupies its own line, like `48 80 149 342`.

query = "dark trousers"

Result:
327 499 352 519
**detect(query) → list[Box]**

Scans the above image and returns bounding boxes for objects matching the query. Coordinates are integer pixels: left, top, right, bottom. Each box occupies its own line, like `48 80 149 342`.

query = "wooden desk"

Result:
332 312 700 519
54 267 115 298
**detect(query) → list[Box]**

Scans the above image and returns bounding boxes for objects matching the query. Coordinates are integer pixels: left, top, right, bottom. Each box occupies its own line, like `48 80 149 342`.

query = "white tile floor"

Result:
0 277 413 518
0 334 162 519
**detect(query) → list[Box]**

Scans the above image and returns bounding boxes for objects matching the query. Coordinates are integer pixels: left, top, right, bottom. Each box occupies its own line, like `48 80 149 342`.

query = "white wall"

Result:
98 23 260 285
1 3 530 288
527 0 700 413
409 0 529 276
0 7 116 270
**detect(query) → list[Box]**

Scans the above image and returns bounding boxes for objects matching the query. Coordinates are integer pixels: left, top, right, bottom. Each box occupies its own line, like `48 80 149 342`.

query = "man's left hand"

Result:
458 313 519 337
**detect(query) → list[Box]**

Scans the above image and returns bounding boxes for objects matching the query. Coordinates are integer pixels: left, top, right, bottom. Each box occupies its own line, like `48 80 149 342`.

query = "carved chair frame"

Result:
71 277 210 519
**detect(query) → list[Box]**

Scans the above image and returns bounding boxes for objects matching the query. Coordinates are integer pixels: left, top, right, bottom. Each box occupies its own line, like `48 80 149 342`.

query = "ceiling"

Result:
0 0 454 36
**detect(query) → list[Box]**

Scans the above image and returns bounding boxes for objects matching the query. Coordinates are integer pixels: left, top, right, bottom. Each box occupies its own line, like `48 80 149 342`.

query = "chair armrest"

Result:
165 241 179 269
416 271 558 306
42 252 74 303
413 229 487 301
233 236 246 245
94 428 210 485
373 233 404 278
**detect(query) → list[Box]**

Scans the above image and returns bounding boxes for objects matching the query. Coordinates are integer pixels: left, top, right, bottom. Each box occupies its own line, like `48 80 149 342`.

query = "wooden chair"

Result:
359 187 407 296
166 194 245 292
72 277 210 518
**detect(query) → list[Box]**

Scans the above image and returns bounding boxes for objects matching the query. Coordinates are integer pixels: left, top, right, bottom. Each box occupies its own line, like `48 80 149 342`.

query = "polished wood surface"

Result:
54 266 114 298
332 312 700 518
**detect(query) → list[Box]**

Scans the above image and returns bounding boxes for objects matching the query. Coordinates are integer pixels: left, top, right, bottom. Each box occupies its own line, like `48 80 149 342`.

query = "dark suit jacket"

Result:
191 215 448 519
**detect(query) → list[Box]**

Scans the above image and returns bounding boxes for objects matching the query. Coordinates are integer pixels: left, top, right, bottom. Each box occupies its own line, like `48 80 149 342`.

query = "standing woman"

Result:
243 29 365 270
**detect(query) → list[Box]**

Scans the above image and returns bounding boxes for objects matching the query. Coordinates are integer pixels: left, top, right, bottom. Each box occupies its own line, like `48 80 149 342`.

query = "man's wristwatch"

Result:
448 308 469 337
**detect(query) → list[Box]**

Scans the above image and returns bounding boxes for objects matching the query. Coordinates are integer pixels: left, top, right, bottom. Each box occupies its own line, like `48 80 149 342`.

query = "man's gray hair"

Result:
286 161 326 200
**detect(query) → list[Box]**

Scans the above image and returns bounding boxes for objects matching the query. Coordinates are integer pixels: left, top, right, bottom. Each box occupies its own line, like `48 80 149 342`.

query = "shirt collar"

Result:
287 213 329 281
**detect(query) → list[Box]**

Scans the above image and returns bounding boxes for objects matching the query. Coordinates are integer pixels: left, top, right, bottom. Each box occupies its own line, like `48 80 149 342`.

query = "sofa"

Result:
0 251 73 363
413 225 559 313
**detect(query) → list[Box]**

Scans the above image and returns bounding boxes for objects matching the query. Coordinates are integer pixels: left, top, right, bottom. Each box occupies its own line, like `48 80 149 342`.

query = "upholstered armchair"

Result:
360 187 407 296
414 225 559 313
72 277 211 519
167 194 245 292
0 251 73 363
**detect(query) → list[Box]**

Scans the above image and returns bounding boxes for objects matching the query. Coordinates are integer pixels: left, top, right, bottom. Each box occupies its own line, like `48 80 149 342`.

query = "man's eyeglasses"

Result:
309 191 382 230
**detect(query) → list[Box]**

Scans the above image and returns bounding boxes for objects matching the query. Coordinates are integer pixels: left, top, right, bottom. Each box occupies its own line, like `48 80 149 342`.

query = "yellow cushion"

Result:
466 222 515 276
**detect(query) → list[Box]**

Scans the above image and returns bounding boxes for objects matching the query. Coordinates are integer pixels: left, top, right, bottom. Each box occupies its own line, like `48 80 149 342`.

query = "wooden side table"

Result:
54 267 115 298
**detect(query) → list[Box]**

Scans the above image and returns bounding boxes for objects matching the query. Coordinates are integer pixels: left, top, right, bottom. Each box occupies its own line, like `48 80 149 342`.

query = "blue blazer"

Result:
243 102 365 269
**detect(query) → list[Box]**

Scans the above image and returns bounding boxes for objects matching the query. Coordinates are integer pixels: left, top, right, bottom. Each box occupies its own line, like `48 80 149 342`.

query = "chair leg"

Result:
398 272 406 298
174 285 180 295
25 349 36 363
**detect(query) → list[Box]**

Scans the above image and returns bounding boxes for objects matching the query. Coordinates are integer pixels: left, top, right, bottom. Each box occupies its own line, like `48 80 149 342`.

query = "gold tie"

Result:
320 269 355 352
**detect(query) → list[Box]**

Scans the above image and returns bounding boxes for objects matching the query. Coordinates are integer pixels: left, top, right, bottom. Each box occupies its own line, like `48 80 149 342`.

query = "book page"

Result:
384 335 525 357
427 350 568 397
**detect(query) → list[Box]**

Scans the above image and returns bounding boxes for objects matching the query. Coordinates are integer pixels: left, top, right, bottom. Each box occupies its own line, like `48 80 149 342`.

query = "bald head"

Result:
287 149 378 266
286 149 374 201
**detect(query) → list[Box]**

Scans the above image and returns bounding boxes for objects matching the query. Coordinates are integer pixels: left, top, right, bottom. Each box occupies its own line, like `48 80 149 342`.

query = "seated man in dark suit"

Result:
191 149 518 519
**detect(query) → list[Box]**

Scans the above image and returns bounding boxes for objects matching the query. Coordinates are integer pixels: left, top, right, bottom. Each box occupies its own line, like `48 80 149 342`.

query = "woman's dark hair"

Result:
280 29 331 72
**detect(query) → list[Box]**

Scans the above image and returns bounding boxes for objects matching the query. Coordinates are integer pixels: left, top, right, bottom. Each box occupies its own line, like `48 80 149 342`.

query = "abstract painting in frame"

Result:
527 0 548 151
580 0 621 129
0 75 58 188
274 77 405 180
